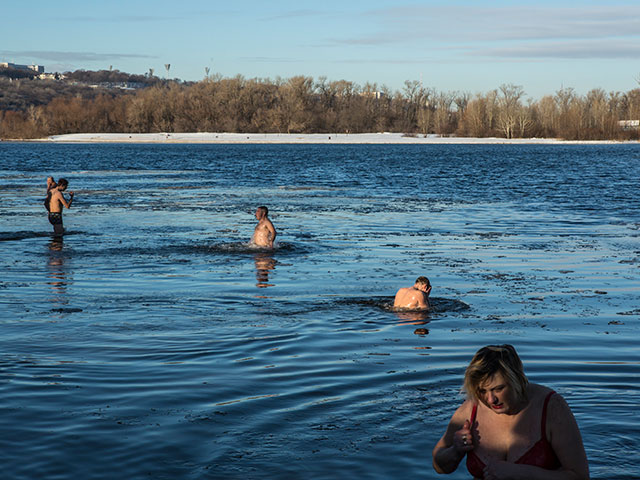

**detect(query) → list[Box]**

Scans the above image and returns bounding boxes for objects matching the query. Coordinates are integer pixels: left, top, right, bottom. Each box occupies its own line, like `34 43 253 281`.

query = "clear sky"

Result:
2 0 639 100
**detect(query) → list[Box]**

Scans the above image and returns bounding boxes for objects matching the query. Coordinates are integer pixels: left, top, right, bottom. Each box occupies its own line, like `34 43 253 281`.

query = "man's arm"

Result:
59 191 74 209
414 293 429 309
417 285 431 308
266 220 276 246
414 288 431 309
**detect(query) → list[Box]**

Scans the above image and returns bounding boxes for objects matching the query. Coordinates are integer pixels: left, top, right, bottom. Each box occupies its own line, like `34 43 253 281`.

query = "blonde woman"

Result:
432 344 589 480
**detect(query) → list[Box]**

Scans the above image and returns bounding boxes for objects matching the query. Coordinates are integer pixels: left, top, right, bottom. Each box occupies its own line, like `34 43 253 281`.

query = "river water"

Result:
0 142 639 479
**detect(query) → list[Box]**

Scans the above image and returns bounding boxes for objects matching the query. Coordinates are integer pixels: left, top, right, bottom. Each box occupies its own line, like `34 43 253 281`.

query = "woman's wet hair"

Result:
463 344 528 402
416 276 430 287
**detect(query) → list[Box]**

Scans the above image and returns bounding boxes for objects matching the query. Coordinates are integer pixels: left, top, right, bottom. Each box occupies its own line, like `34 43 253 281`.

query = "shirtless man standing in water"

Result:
48 178 74 235
251 206 277 248
394 276 431 309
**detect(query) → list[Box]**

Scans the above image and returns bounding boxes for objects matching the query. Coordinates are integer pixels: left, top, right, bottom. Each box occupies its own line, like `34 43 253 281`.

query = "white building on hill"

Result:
0 62 45 73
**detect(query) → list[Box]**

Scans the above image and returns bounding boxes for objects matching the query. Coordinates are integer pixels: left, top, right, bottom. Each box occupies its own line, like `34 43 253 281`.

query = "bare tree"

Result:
416 87 434 135
457 95 486 137
622 89 640 120
535 95 558 138
273 76 314 133
516 101 534 138
585 88 609 135
454 91 470 116
554 87 575 115
433 91 455 135
497 84 525 138
402 80 422 132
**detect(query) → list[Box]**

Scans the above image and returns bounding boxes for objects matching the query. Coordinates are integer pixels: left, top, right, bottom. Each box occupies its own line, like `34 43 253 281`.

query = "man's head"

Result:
255 206 268 219
415 276 430 290
57 178 69 190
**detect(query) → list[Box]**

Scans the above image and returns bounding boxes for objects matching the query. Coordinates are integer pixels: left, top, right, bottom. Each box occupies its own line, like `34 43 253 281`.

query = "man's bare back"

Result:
394 277 431 309
251 206 276 248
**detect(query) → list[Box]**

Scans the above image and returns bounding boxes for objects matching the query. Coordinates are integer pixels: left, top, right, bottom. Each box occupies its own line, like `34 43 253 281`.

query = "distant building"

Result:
37 72 64 80
360 91 385 100
0 62 45 73
618 120 640 130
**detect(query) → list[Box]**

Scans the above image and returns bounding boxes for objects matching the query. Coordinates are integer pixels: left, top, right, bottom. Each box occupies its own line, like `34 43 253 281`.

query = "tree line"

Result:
1 73 639 140
63 69 164 86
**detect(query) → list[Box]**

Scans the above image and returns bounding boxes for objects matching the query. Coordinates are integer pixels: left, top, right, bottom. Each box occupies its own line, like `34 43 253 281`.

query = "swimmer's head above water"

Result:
255 205 268 219
415 276 430 290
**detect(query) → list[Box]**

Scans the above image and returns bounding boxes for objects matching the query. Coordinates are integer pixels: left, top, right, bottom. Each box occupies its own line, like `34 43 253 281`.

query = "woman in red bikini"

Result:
432 344 589 479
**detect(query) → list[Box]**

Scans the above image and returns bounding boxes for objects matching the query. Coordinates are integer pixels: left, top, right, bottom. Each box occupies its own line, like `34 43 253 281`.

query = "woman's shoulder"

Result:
528 383 555 400
528 383 571 416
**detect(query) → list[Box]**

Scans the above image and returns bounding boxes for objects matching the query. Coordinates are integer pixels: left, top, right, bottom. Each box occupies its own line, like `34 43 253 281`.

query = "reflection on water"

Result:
393 309 430 326
254 252 277 288
46 236 71 302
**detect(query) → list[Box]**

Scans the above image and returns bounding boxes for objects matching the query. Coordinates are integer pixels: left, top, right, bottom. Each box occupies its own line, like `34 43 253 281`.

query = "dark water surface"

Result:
1 143 639 479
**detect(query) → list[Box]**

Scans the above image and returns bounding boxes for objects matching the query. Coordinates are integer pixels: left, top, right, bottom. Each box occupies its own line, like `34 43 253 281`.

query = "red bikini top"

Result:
466 391 561 478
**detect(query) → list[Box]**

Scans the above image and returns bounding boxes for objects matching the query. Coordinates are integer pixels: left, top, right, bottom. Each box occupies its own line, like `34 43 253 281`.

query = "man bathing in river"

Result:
47 178 74 235
394 276 431 309
251 206 277 248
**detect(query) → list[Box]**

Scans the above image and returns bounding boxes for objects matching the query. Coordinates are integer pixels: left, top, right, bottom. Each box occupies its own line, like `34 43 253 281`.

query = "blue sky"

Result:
2 0 639 99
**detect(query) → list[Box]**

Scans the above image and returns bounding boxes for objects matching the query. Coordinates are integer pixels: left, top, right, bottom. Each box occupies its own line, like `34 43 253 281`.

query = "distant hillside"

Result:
0 69 170 112
0 67 37 80
0 77 127 111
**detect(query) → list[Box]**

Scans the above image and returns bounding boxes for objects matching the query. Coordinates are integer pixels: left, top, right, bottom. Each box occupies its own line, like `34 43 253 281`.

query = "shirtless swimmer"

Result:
48 178 74 235
251 206 277 248
394 276 431 309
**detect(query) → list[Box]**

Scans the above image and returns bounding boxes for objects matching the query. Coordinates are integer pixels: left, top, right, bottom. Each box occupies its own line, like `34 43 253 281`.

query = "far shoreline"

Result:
7 132 639 145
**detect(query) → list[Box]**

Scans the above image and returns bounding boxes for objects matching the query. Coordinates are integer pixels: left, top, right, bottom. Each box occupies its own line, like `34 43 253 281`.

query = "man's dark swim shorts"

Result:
48 212 63 225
